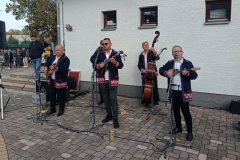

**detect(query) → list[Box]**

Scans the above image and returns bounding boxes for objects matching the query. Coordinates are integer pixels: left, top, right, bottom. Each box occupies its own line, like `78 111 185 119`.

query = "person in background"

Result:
3 48 10 69
29 35 44 79
9 49 13 68
12 49 17 66
16 48 22 68
23 48 28 67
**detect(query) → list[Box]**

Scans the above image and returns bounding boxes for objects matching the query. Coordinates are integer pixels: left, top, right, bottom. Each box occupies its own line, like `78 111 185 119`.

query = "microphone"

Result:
175 53 179 57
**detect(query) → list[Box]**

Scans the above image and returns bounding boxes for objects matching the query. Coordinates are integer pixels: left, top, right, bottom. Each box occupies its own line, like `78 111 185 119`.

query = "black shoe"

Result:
46 109 56 115
154 101 159 105
102 115 113 123
57 110 64 117
238 121 240 127
98 100 104 105
114 119 119 128
169 128 182 135
186 132 193 141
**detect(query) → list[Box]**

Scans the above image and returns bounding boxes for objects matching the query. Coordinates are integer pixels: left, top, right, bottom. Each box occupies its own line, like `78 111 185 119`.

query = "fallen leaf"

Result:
47 148 52 152
176 138 181 142
143 117 147 121
32 132 35 134
14 116 18 119
150 139 156 143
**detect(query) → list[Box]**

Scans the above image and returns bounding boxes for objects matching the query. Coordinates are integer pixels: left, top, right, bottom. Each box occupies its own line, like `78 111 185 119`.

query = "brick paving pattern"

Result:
0 67 240 160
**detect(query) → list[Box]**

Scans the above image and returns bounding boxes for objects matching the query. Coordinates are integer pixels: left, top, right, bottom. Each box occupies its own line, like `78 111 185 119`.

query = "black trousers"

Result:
172 90 192 132
100 81 118 119
98 83 104 102
49 78 66 111
142 76 160 103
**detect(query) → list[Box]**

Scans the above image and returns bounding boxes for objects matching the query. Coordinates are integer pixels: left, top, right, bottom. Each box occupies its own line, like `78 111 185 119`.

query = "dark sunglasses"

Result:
102 43 108 46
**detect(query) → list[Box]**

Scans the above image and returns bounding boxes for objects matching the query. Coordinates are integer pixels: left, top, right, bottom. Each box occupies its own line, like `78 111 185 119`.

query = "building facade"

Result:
56 0 240 109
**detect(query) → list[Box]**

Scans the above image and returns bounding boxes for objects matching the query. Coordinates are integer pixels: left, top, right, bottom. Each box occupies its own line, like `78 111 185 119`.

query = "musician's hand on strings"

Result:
182 68 189 76
110 58 117 65
150 47 157 55
44 68 48 73
167 70 172 77
50 65 56 70
99 63 105 69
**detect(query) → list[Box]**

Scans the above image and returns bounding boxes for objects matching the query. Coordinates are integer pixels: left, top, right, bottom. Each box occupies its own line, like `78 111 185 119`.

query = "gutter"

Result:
49 0 65 48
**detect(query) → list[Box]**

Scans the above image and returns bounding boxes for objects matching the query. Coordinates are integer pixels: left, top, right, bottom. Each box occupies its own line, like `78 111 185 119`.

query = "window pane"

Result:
144 11 156 24
210 4 226 18
107 15 116 26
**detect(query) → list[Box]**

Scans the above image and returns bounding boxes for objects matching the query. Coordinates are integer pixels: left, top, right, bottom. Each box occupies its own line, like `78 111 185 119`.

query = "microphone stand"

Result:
0 63 20 120
144 62 167 120
78 46 104 138
156 55 191 159
26 59 48 125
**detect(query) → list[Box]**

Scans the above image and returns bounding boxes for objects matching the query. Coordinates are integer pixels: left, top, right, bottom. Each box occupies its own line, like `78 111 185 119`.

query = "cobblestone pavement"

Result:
0 68 240 160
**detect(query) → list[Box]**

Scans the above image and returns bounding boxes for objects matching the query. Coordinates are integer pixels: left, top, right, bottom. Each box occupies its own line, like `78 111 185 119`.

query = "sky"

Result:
0 0 28 31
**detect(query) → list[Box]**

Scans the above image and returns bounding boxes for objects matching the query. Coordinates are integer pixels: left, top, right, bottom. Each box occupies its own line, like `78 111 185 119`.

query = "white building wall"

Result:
58 0 240 96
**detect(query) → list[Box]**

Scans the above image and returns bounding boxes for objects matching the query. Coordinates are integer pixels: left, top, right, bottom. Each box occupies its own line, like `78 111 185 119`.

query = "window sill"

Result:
101 28 116 31
204 21 230 25
138 26 157 29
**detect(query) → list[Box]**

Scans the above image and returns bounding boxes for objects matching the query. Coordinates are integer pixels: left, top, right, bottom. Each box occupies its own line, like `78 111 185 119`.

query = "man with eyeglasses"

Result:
138 41 160 105
96 38 124 128
159 45 198 141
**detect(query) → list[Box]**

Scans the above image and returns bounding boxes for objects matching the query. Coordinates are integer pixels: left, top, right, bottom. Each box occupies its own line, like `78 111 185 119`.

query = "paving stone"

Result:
210 140 223 144
105 145 117 151
198 153 207 160
136 145 148 150
61 153 72 159
186 148 199 155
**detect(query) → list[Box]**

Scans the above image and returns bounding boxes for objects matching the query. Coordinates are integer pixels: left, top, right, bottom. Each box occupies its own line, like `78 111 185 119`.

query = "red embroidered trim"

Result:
98 77 105 84
111 80 119 86
55 82 67 88
164 70 168 77
184 93 192 99
114 61 119 67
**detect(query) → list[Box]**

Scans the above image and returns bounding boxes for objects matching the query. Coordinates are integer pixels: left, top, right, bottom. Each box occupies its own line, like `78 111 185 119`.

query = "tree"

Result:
6 0 57 43
6 29 21 35
8 35 19 44
21 36 31 45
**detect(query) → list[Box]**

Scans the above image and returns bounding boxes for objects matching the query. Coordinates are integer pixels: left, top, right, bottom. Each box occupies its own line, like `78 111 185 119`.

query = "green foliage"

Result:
6 0 57 43
7 35 19 44
6 29 28 35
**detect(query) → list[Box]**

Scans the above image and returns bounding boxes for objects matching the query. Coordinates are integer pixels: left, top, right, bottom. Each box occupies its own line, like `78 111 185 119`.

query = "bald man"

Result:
44 45 70 117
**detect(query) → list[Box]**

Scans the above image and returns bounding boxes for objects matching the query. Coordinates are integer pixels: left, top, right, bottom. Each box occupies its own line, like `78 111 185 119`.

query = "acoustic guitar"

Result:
46 63 57 78
168 67 201 77
99 50 125 76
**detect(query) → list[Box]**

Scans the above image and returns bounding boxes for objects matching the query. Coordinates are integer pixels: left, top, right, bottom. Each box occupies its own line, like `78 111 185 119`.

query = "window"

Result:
205 0 231 23
140 6 158 27
103 11 117 29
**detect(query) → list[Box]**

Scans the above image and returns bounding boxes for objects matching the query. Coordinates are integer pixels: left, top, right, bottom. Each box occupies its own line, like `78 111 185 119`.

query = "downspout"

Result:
49 0 60 45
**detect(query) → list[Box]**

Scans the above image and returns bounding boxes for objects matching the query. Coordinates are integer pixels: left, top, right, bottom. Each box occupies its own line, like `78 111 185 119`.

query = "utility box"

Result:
32 92 46 104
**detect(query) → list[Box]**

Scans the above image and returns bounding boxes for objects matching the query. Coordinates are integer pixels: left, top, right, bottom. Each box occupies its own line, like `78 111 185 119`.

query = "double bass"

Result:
142 31 160 104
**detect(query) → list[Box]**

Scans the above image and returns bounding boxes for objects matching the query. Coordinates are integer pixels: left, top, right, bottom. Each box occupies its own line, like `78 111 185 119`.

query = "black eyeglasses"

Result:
102 43 108 46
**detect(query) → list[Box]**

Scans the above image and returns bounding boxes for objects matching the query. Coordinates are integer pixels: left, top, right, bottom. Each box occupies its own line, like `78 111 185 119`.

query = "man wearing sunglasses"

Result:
96 38 124 128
